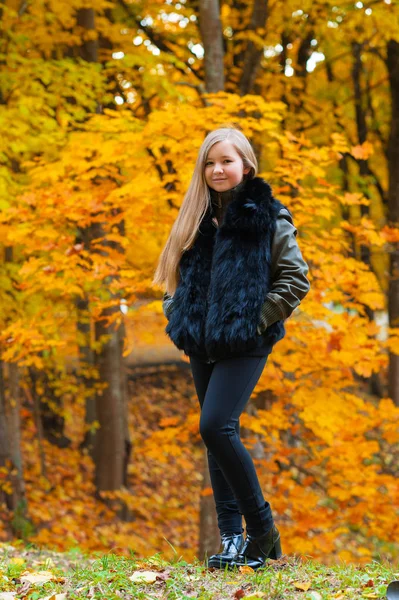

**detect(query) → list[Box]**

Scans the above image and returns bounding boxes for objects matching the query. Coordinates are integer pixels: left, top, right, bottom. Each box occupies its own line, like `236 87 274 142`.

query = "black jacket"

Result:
163 176 310 363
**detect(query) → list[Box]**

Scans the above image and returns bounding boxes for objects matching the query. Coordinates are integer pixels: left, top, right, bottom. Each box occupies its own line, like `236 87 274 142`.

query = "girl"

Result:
153 127 310 570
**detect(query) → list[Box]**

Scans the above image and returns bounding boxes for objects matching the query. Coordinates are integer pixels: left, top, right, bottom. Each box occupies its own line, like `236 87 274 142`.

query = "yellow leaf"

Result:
384 334 399 355
340 192 370 206
293 581 312 591
9 557 25 565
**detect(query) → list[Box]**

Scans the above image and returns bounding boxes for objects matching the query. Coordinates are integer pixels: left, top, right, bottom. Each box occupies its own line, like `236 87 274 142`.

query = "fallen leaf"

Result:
293 580 311 591
13 581 30 595
308 593 322 600
40 595 67 600
245 594 267 599
0 594 16 600
9 558 25 566
238 565 254 574
20 571 54 585
129 570 158 584
234 589 245 599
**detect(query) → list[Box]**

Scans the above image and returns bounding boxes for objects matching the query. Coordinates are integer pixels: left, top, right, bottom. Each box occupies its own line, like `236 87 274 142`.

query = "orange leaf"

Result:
200 486 213 497
350 141 374 159
239 565 255 574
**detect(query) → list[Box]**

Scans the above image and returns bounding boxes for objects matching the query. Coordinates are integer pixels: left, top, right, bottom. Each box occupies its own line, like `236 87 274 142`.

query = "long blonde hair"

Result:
152 127 258 295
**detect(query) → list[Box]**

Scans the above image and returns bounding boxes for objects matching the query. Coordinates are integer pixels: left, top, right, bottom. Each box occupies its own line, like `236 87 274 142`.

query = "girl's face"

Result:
204 140 251 192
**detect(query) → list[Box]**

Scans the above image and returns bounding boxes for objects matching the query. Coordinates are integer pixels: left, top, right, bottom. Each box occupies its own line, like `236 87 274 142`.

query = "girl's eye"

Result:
206 160 231 165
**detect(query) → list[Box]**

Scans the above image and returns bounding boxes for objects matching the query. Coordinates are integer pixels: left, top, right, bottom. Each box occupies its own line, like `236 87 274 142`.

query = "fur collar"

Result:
202 176 279 239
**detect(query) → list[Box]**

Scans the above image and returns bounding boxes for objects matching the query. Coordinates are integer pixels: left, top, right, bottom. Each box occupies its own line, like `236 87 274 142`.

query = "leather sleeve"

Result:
257 208 311 334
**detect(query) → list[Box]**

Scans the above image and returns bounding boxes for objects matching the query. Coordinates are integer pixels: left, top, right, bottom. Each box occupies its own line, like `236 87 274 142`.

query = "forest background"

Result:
1 0 399 566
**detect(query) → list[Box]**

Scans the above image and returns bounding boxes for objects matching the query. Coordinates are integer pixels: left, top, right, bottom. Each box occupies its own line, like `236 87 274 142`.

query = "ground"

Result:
0 542 398 599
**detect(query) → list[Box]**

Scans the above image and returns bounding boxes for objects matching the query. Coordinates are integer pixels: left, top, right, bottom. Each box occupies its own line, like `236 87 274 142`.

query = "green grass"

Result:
0 542 398 599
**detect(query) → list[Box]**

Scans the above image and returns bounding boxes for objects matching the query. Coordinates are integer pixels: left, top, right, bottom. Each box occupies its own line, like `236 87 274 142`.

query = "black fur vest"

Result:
165 176 288 362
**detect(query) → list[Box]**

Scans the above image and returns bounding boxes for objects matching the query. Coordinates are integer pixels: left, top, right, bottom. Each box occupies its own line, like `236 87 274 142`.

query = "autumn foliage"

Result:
0 0 398 566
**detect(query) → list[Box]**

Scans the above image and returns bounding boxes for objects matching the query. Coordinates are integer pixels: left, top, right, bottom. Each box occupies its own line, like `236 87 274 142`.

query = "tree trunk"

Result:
0 360 13 529
75 9 131 501
199 0 225 92
351 42 384 398
387 40 399 405
76 8 98 62
76 294 97 458
73 9 100 457
6 362 28 536
1 246 29 536
94 308 126 492
238 0 269 95
90 218 131 515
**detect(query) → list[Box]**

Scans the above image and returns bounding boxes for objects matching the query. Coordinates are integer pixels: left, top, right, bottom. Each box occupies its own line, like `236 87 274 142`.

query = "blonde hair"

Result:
152 127 258 295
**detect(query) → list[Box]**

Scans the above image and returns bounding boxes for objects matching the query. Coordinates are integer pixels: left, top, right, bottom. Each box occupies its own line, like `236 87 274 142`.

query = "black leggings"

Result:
189 354 274 538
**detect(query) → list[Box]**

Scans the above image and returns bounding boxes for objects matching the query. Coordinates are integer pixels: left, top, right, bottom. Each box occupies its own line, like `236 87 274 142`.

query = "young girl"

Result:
153 127 310 570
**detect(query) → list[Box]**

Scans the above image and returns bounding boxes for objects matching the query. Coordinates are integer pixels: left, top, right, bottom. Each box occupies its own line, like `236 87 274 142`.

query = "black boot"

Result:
230 524 282 570
206 533 245 569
